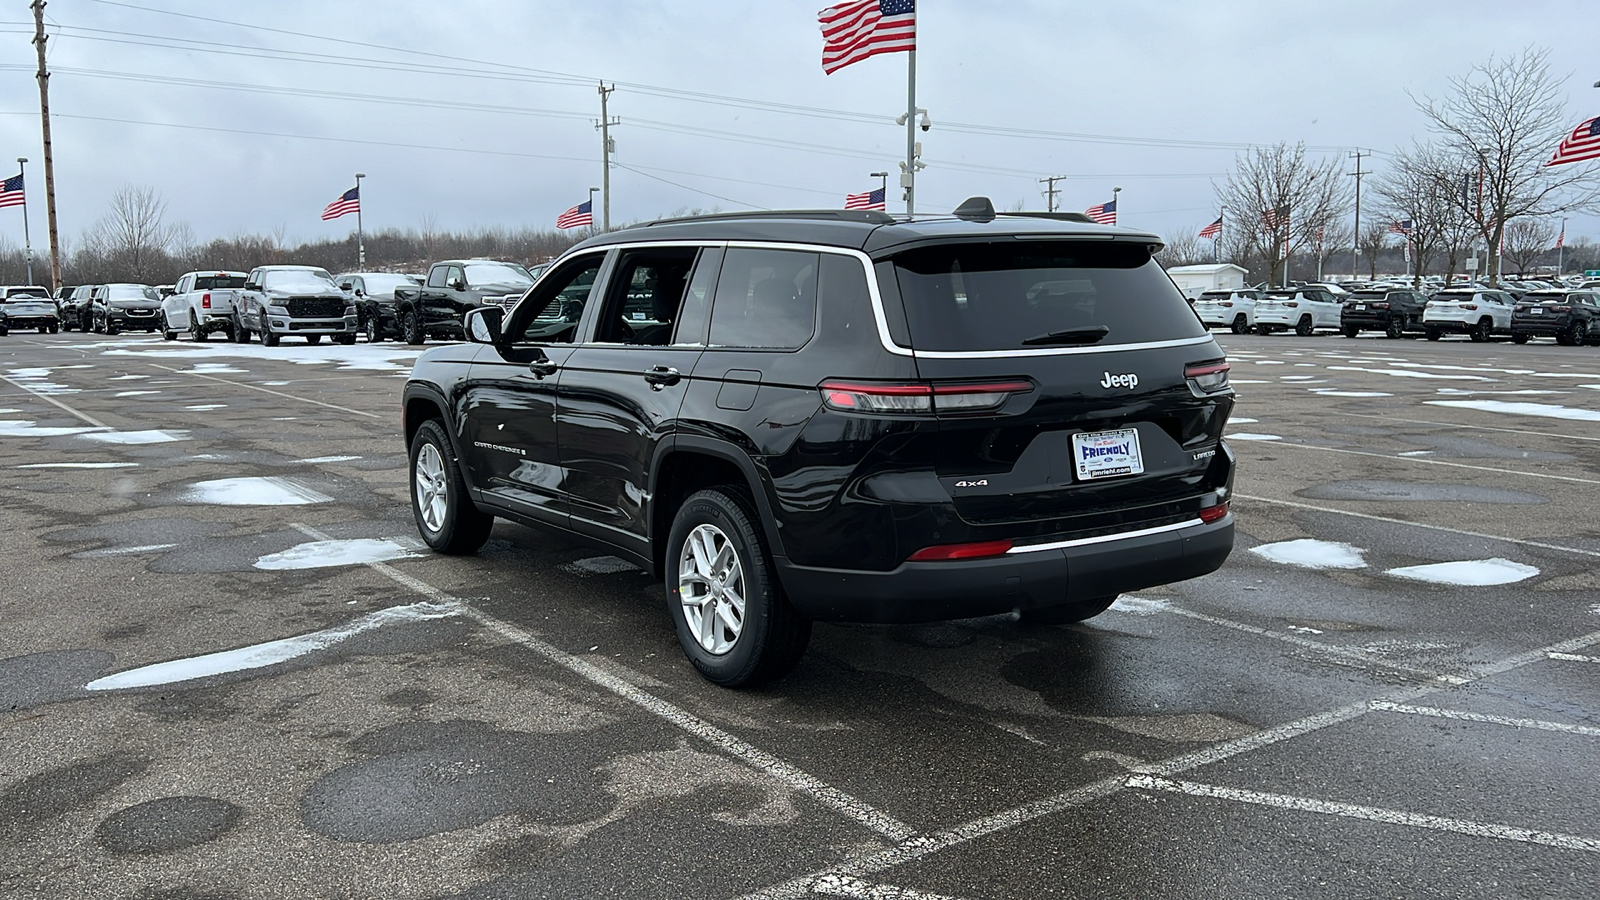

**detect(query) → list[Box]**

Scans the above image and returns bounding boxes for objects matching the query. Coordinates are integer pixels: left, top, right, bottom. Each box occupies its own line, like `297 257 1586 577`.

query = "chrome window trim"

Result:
535 238 1216 360
1007 518 1204 555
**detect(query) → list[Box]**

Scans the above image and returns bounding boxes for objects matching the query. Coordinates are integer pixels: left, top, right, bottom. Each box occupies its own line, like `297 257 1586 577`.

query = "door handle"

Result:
529 359 559 378
643 365 681 389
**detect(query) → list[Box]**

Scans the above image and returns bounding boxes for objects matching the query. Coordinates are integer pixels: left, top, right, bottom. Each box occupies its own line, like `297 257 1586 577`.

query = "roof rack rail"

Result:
997 211 1097 224
641 209 897 227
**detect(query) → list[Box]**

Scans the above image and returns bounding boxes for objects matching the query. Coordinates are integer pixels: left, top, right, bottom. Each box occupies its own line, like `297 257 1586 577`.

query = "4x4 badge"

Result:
1100 372 1139 389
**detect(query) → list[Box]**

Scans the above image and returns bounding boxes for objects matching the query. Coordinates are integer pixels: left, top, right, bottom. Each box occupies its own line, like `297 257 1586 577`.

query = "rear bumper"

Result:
1340 312 1393 328
776 515 1234 623
1511 318 1574 336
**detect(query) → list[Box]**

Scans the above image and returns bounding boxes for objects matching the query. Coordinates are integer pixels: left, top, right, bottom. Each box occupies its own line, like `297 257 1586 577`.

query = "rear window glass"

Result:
709 248 819 350
891 241 1203 352
1198 291 1230 300
194 275 246 290
1349 291 1386 300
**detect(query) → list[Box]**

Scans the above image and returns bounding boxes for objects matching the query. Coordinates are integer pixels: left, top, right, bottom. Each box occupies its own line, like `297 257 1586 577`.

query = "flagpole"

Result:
1557 218 1565 279
903 48 917 217
354 173 366 270
16 157 32 285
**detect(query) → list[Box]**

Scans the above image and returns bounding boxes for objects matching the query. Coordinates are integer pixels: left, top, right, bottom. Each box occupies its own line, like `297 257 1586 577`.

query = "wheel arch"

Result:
650 436 786 579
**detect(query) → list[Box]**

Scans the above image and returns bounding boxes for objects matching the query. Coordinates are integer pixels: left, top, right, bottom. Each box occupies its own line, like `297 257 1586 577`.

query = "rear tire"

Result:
190 312 208 343
161 313 177 341
408 419 493 554
1230 315 1248 335
1017 595 1119 626
666 488 812 688
1341 324 1359 338
1565 321 1585 347
1425 327 1442 341
1469 318 1492 343
1295 315 1314 337
1386 316 1406 339
1512 333 1531 344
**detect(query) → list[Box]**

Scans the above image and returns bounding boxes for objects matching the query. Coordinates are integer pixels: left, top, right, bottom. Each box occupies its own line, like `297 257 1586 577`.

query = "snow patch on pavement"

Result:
255 539 420 570
1310 390 1393 397
16 462 138 468
300 455 360 463
185 404 226 411
1385 559 1539 586
183 476 332 505
79 429 188 445
1228 418 1258 424
1227 433 1282 441
85 600 459 690
0 420 100 437
1251 539 1367 570
1424 400 1600 422
1109 596 1169 615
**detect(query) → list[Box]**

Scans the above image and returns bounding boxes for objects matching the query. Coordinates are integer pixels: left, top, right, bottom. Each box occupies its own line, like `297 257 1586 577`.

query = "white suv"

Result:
1253 287 1344 336
1423 289 1516 342
1192 290 1260 334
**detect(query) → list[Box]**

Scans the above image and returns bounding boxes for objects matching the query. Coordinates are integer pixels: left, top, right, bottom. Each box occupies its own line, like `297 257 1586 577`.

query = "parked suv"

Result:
401 202 1237 686
1340 288 1430 338
1252 287 1343 335
0 286 58 333
58 285 96 331
1192 289 1260 334
334 271 423 342
235 265 358 346
1510 290 1600 345
1423 288 1516 342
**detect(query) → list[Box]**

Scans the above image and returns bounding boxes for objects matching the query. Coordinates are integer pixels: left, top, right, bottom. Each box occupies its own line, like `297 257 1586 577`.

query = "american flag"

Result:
1545 116 1600 167
819 0 916 75
1259 205 1289 230
1084 199 1117 225
1388 219 1413 236
844 187 886 210
0 172 24 209
1198 216 1222 240
1557 225 1565 250
556 200 593 229
320 187 360 221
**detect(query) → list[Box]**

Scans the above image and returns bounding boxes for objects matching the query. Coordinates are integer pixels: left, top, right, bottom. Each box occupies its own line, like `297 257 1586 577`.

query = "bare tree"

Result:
1357 219 1389 279
83 185 178 283
1216 142 1352 288
1375 142 1474 286
1501 217 1558 274
1157 226 1212 268
1416 48 1600 283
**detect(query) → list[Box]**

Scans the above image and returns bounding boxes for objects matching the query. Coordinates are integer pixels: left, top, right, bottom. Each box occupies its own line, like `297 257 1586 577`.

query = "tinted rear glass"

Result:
194 275 247 290
891 241 1203 352
1198 291 1230 300
1350 291 1386 300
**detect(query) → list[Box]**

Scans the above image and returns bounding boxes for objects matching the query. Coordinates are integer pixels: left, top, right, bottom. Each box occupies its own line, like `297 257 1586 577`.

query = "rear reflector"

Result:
819 380 1032 415
201 292 211 309
907 539 1014 562
1198 501 1230 524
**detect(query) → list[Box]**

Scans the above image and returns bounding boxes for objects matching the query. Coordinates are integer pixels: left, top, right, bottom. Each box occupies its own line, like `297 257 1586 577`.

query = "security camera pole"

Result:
16 157 32 285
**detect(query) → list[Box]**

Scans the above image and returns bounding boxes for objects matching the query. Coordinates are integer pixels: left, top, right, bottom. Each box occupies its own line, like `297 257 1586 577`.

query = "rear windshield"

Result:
1198 291 1231 300
1349 291 1386 300
890 241 1204 351
194 275 246 290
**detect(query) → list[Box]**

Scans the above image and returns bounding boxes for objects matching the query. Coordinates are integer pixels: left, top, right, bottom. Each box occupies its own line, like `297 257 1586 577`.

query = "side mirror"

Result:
464 306 504 345
339 282 353 291
451 279 467 292
244 283 259 292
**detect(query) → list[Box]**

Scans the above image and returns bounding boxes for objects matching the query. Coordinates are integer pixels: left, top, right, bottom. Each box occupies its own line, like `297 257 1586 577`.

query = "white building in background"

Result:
1166 263 1248 299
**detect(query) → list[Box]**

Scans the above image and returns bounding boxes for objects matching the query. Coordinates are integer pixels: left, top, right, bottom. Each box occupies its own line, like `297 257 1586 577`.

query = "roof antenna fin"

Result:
952 196 995 222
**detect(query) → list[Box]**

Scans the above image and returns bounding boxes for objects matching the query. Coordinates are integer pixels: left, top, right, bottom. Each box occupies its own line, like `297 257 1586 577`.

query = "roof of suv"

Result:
577 205 1166 257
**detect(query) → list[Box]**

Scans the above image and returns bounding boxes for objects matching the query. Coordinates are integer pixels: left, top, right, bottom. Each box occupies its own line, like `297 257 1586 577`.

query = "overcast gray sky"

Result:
1 0 1596 251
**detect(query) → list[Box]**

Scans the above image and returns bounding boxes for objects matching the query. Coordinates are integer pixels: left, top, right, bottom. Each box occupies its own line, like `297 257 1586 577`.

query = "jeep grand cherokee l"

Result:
402 201 1237 686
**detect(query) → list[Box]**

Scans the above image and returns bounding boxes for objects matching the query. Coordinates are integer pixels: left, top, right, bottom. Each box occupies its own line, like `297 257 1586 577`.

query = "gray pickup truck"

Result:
234 265 358 346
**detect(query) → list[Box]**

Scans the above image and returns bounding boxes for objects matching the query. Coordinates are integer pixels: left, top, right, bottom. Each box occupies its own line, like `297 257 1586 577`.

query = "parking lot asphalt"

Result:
2 329 1598 899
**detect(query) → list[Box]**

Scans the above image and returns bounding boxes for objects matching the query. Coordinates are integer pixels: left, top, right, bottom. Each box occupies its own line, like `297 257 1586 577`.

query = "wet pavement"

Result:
1 330 1598 898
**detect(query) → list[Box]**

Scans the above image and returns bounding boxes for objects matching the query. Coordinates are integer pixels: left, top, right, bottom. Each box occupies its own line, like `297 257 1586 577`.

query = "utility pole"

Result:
31 0 60 291
597 82 617 231
1348 149 1369 283
1039 175 1066 212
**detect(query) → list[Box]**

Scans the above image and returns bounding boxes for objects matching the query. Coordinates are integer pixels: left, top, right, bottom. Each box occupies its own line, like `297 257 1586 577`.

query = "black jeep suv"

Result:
1340 288 1429 338
402 201 1237 686
1510 290 1600 345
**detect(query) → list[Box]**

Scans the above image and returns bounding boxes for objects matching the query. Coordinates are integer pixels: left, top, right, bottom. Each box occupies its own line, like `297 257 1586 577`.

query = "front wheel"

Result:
1017 595 1119 625
1295 315 1314 337
667 488 811 687
161 314 177 341
233 315 251 343
402 309 425 345
409 419 493 554
334 333 356 345
365 313 382 343
306 333 322 345
262 328 280 347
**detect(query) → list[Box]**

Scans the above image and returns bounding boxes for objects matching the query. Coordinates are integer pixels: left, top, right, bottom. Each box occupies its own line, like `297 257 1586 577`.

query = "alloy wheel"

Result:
413 442 448 534
678 523 746 655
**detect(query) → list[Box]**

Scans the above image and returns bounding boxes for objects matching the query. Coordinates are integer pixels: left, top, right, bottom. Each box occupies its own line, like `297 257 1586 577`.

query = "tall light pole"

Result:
1112 186 1122 224
16 157 33 285
354 172 366 270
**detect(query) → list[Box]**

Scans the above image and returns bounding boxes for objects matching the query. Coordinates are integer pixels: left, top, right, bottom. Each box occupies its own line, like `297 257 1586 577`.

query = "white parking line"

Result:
1321 410 1600 445
1236 494 1600 561
740 626 1600 899
1369 700 1600 737
1127 774 1600 853
153 364 383 419
1232 439 1600 487
0 373 110 428
1549 652 1600 664
288 523 916 844
810 875 967 899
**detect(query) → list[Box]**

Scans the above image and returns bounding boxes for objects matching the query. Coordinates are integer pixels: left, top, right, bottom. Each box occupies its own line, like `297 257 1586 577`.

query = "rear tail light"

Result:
1220 301 1234 307
1284 301 1300 307
907 539 1014 562
1550 306 1571 312
1461 304 1478 310
1372 302 1389 309
1184 360 1231 394
201 292 211 309
1198 501 1230 524
819 380 1033 415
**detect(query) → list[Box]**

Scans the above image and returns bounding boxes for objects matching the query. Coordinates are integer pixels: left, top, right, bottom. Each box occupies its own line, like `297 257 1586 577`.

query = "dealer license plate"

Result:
1072 428 1144 481
1354 303 1366 310
1528 307 1542 314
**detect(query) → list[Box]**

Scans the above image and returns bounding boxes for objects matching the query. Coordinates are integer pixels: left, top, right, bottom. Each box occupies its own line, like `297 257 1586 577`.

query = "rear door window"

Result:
891 241 1205 352
708 248 820 350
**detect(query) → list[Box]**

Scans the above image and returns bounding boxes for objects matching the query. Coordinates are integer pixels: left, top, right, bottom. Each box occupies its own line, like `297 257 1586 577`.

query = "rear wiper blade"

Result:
1020 325 1110 346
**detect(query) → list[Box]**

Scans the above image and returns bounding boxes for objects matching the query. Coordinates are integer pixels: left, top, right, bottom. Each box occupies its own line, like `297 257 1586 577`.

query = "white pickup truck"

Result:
161 271 249 341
